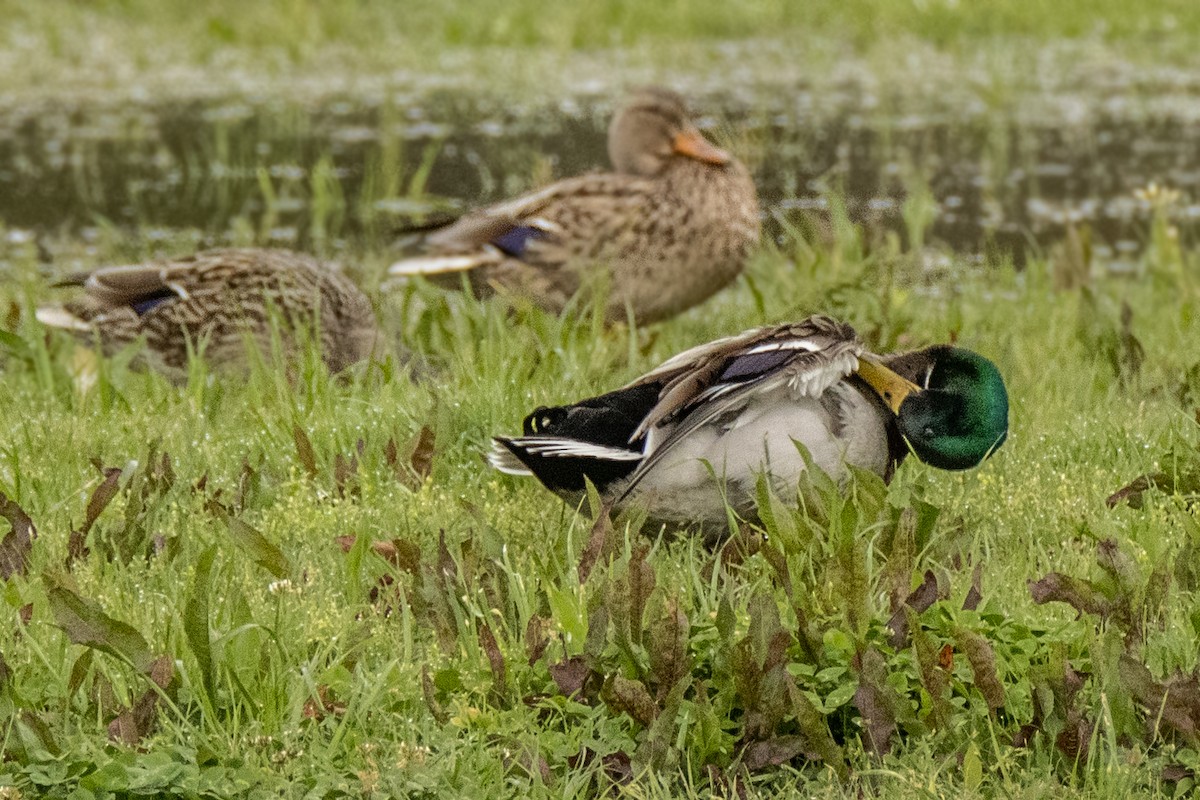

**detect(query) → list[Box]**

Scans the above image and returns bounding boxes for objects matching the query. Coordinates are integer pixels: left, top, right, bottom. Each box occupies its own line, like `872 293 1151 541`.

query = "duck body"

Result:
490 316 1009 530
37 248 379 378
389 87 760 324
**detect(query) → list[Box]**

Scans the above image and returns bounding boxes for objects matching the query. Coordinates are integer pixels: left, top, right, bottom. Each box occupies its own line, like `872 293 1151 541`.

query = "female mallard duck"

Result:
489 315 1009 528
36 248 380 378
388 86 760 325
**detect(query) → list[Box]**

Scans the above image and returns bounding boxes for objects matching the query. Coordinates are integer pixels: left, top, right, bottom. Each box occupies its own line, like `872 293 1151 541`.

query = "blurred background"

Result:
3 0 1199 271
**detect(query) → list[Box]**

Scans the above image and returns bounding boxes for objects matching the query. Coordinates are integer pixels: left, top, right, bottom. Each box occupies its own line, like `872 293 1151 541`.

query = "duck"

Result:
388 86 760 325
488 315 1009 529
36 248 380 379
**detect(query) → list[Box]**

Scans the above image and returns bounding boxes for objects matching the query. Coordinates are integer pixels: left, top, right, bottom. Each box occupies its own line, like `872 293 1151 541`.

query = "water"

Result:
2 86 1198 265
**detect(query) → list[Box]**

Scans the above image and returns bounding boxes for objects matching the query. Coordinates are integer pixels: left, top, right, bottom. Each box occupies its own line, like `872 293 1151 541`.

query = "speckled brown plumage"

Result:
389 87 760 324
37 248 379 378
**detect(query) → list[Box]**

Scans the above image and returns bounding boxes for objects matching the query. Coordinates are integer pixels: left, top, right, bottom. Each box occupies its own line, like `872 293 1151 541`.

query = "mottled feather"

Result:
389 88 760 324
38 248 380 379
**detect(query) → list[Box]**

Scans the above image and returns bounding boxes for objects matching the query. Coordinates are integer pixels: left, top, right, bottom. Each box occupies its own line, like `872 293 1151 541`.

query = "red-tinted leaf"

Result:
567 748 632 785
337 535 422 574
1056 709 1092 763
1106 471 1172 509
939 644 954 671
549 655 592 698
46 577 154 673
18 710 61 756
789 684 846 777
108 711 139 746
853 647 898 755
954 626 1006 712
963 563 983 611
406 425 436 488
525 615 550 666
706 765 749 800
479 623 507 693
303 685 347 720
1028 572 1113 617
420 663 448 724
577 504 612 584
502 745 553 785
233 458 259 513
909 609 952 731
742 736 808 771
292 424 319 479
758 542 790 596
334 452 359 499
885 570 939 648
1118 654 1200 740
384 436 400 478
1164 764 1195 783
1012 723 1037 748
0 489 36 580
109 655 176 747
207 494 289 578
648 595 690 701
881 507 918 611
735 594 794 740
634 668 686 772
83 467 122 535
604 675 658 726
436 530 456 583
627 543 655 645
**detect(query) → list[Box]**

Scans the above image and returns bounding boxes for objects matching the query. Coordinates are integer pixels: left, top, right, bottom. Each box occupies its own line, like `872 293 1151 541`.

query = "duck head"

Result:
858 346 1009 470
608 87 730 177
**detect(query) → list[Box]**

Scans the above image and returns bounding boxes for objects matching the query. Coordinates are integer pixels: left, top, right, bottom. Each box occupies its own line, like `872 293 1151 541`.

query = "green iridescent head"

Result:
891 346 1009 470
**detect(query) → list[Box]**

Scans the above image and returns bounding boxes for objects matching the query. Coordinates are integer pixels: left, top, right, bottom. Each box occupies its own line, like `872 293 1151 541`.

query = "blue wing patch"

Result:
717 349 795 382
129 288 179 316
491 226 549 258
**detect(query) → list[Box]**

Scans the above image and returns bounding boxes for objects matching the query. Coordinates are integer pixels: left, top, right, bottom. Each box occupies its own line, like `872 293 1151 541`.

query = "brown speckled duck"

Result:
388 87 760 324
36 248 380 378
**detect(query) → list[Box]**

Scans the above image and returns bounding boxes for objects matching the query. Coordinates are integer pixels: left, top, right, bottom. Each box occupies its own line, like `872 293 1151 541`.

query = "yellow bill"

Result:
855 356 921 414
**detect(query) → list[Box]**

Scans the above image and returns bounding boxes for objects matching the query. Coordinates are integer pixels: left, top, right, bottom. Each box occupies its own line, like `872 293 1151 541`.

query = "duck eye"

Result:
923 426 934 438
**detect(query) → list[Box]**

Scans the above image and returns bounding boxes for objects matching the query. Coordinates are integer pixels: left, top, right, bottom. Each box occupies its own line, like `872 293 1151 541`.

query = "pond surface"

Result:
2 84 1200 267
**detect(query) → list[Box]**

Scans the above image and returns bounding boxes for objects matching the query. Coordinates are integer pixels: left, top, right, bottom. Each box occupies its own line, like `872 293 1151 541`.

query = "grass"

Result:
2 181 1200 797
5 0 1200 101
4 1 1200 796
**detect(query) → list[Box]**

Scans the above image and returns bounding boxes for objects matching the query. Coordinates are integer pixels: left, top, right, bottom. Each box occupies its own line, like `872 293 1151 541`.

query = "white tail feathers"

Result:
388 252 497 278
487 440 534 475
35 306 91 332
489 437 644 477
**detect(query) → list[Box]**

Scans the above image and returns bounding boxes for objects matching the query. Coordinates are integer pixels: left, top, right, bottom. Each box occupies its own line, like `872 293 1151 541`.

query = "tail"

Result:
387 251 500 279
35 306 92 332
487 438 535 476
488 436 642 494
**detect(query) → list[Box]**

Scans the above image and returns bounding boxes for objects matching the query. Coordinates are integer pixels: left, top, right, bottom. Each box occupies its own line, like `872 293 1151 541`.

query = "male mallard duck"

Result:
36 248 380 378
489 316 1009 528
388 86 760 325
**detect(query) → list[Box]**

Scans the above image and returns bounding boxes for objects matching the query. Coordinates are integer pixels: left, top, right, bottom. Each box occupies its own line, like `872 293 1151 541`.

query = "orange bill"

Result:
672 128 730 165
855 356 921 414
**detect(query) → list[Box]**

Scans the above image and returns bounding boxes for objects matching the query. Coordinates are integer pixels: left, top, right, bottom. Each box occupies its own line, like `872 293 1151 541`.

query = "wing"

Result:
616 315 864 499
57 263 184 313
421 173 657 260
628 315 863 439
